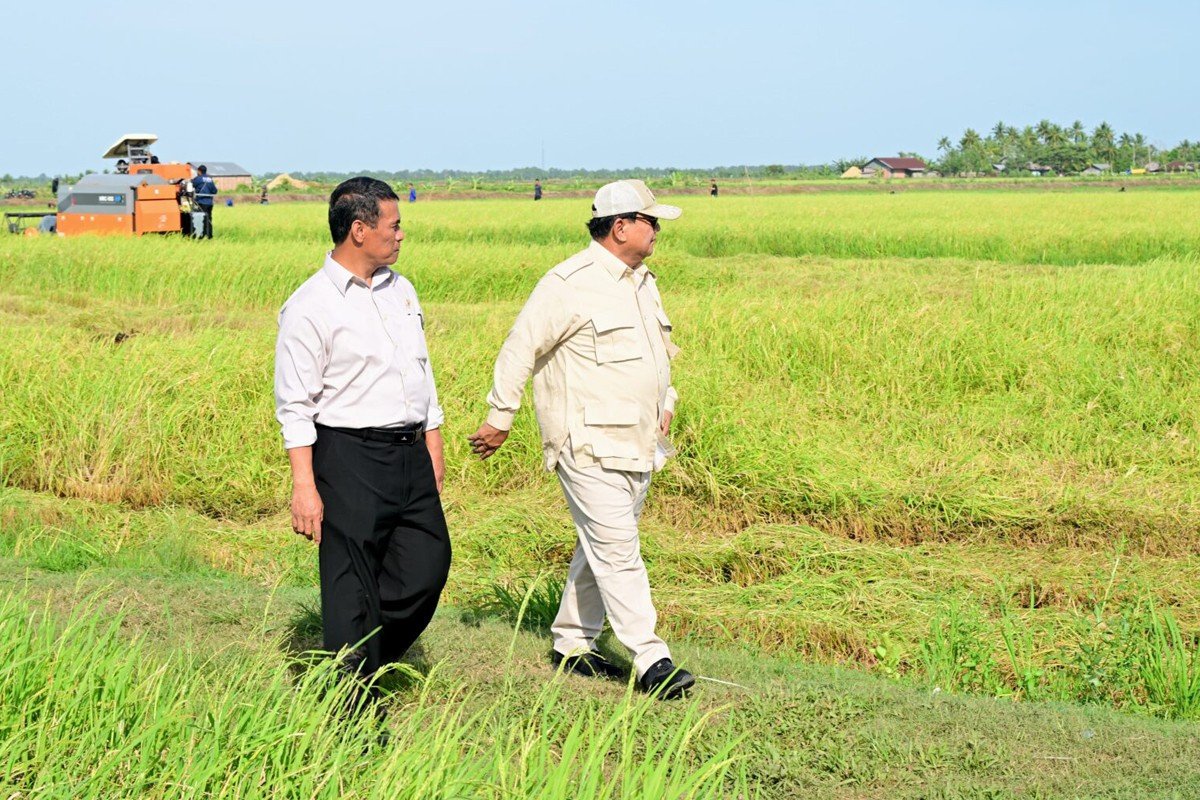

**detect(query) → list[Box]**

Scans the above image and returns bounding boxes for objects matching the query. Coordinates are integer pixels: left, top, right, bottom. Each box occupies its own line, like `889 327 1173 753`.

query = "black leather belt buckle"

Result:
385 428 422 445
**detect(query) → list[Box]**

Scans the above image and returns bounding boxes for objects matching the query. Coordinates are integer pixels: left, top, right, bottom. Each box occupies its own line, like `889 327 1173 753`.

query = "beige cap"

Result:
592 179 682 220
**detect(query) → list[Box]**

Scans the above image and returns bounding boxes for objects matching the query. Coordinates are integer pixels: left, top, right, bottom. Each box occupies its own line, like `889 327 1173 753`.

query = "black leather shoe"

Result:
638 658 695 700
550 649 625 680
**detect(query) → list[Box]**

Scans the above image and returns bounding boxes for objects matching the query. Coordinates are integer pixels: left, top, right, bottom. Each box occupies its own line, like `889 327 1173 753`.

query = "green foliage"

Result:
933 118 1198 175
0 589 748 798
468 575 568 633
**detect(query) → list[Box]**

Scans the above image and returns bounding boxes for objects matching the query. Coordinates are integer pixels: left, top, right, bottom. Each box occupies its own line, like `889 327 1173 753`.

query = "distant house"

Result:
1080 163 1111 176
1025 163 1053 176
1145 161 1162 174
188 161 252 191
1166 161 1196 173
991 163 1006 174
862 157 928 178
860 166 878 177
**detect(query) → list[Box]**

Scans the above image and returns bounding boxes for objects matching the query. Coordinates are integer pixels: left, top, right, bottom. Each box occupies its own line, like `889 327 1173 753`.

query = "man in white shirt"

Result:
275 177 449 687
469 180 694 700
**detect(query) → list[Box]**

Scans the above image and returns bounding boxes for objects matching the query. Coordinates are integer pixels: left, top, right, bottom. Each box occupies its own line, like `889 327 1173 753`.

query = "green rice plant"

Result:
999 601 1045 701
0 589 748 798
466 574 567 634
918 603 1002 695
1140 604 1200 719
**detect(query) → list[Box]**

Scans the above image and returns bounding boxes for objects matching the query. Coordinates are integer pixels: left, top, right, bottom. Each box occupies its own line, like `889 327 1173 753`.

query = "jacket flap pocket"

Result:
654 307 672 330
584 402 640 426
591 311 636 335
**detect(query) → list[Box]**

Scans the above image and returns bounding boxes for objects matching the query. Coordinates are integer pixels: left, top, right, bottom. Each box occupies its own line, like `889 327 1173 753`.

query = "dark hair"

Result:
328 177 399 244
196 165 207 174
587 209 637 240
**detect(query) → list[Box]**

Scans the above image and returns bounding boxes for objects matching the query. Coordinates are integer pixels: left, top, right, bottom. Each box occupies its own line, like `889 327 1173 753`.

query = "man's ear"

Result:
611 217 628 244
349 219 366 244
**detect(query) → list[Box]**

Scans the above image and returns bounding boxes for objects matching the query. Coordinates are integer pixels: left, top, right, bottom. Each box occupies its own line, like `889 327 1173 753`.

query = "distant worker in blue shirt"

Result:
534 179 543 201
194 165 218 239
408 183 417 203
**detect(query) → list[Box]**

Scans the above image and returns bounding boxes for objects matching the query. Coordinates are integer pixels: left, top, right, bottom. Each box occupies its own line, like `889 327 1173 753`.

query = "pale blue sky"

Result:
5 0 1197 175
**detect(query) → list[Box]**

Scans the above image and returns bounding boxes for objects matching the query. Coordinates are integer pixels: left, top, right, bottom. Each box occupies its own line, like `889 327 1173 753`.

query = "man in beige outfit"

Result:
469 180 694 700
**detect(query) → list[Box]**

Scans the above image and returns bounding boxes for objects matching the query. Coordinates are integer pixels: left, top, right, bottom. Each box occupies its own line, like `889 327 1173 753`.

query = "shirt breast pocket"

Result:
591 311 641 364
655 307 681 359
383 310 427 364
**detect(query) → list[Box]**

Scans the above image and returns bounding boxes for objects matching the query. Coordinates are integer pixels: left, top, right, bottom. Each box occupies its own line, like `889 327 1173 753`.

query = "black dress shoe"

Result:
638 658 695 700
550 649 625 680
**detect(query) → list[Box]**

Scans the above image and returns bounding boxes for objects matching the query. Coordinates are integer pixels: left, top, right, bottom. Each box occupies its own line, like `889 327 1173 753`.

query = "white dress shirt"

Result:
275 253 443 449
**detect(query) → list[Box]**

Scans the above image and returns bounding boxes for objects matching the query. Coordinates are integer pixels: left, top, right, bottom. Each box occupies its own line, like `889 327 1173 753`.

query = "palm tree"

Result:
1035 119 1054 145
1133 133 1147 167
937 136 952 153
1070 120 1087 145
961 128 983 150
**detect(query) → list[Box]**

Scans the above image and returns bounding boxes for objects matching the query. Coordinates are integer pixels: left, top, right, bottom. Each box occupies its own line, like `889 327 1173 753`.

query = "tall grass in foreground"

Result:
0 590 747 799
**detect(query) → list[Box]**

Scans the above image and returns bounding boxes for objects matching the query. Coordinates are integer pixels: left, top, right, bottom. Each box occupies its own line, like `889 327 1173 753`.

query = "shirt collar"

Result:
588 240 644 283
321 252 395 296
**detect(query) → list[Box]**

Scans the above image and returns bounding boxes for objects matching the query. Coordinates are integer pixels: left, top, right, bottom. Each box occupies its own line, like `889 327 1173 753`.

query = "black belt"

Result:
316 423 425 445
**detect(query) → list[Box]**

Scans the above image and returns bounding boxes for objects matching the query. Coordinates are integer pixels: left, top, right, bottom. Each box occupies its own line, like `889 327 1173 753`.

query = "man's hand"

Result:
468 423 509 460
291 483 324 544
660 410 674 436
287 446 323 543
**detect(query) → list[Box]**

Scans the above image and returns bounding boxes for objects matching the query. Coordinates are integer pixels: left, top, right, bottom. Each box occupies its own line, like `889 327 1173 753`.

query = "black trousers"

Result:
199 205 213 238
313 425 451 676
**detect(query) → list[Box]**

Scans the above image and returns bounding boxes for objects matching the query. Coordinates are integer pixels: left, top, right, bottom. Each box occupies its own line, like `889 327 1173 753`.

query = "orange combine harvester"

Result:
55 134 198 236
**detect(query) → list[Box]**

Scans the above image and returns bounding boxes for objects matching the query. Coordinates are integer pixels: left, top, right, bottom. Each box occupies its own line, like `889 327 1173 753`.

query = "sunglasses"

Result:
631 213 661 231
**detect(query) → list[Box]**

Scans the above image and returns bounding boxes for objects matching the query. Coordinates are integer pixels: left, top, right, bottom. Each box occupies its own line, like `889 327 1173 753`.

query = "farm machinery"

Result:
44 134 201 237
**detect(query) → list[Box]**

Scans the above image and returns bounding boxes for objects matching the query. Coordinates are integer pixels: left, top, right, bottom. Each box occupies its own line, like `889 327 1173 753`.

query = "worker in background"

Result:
408 183 417 203
50 177 59 197
194 165 218 239
534 179 543 201
709 179 718 198
260 185 270 205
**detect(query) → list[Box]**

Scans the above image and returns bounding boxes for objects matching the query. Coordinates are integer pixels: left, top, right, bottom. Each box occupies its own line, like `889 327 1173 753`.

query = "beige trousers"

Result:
550 445 671 678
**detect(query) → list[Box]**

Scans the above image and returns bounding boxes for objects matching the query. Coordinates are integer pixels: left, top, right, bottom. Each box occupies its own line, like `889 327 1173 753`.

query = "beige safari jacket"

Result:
486 241 680 473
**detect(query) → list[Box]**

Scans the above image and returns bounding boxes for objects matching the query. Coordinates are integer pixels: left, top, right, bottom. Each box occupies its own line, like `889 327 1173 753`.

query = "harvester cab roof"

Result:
103 133 159 171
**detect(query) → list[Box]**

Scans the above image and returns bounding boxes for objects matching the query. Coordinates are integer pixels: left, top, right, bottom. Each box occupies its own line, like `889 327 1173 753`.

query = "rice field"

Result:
2 188 1200 796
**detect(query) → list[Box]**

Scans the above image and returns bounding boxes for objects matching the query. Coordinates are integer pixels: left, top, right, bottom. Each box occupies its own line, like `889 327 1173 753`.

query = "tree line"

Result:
930 120 1200 176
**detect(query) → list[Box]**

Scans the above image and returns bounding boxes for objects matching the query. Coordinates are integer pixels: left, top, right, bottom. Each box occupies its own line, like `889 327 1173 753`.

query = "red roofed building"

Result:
862 157 928 178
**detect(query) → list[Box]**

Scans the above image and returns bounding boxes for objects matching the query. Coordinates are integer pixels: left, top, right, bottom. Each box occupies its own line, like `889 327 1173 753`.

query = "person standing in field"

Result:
534 179 543 201
709 179 718 197
193 165 218 239
408 182 417 203
275 177 450 695
469 179 694 700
